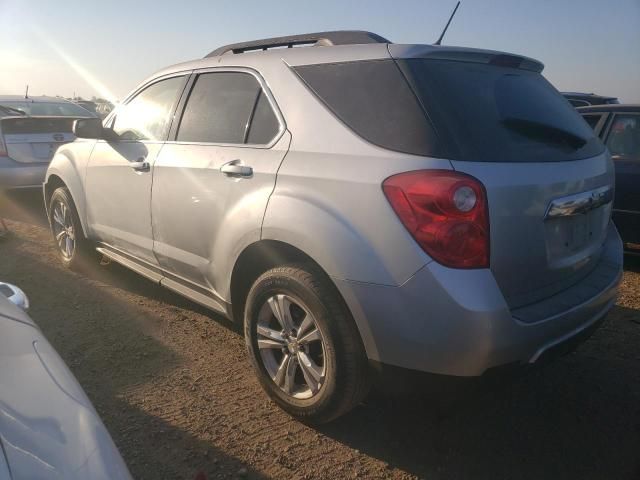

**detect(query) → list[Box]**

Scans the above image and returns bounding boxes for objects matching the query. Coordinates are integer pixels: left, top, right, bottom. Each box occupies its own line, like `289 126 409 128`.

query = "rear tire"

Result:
244 263 370 424
48 187 95 271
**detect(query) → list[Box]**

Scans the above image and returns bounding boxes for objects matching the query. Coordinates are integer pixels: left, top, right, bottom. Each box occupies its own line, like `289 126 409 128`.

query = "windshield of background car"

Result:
0 101 93 117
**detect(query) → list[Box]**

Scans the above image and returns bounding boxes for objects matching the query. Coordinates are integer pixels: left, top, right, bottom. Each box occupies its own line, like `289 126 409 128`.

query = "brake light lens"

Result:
383 170 489 268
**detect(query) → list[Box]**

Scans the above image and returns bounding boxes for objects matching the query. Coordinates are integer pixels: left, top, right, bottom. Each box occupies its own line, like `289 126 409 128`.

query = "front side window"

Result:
112 76 185 141
606 115 640 158
176 72 280 145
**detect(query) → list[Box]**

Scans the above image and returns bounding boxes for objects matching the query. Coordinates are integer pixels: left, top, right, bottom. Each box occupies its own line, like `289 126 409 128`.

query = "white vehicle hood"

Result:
0 297 131 480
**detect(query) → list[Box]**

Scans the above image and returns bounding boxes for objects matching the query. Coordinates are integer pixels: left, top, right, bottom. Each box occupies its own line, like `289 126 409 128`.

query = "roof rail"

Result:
205 30 391 58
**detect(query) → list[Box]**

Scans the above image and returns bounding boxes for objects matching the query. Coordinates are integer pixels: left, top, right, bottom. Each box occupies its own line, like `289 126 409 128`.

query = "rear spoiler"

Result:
0 116 89 135
388 44 544 73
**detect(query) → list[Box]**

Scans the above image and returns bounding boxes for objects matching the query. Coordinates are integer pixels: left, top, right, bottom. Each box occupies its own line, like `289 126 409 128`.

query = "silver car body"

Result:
0 288 131 479
44 41 622 377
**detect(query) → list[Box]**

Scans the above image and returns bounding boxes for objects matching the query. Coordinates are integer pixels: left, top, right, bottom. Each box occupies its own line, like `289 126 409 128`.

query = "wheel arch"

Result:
44 173 89 238
44 145 92 237
229 238 377 363
229 240 324 324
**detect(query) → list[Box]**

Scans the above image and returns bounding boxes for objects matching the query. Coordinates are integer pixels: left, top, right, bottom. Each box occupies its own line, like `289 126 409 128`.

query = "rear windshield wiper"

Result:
502 117 587 150
0 105 28 116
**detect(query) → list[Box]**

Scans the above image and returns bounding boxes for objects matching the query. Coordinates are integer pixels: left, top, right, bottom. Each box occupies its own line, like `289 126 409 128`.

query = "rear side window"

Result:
246 92 280 144
177 72 280 144
294 60 443 157
398 59 605 162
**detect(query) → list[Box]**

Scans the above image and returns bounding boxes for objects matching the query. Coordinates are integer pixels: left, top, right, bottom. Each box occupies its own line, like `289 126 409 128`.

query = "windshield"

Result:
0 101 93 117
398 59 605 162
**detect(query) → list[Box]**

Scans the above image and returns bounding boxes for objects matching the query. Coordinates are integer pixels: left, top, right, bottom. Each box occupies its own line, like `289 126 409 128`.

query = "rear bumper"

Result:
0 157 47 189
334 221 623 377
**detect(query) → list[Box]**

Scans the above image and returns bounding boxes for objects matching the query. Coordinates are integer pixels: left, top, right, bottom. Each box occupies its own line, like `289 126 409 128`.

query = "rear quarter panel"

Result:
256 54 453 286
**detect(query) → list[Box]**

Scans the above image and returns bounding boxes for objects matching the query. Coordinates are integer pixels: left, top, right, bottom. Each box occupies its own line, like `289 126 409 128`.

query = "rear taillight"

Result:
383 170 489 269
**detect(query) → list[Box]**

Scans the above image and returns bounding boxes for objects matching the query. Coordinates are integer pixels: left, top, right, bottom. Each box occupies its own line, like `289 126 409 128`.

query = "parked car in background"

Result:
0 96 94 189
95 102 115 119
45 31 622 423
562 91 619 108
0 282 132 479
74 99 99 116
578 104 640 253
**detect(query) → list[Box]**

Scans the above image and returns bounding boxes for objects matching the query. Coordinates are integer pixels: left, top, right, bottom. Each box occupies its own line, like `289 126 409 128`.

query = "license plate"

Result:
566 215 589 252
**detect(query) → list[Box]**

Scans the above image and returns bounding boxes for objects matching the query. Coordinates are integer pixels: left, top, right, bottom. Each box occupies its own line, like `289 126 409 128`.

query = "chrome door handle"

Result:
131 160 150 172
221 161 253 178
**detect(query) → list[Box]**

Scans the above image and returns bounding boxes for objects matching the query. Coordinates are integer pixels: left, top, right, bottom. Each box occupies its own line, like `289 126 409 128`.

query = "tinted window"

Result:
1 101 94 117
398 59 605 162
246 91 280 144
607 115 640 157
177 72 278 144
112 76 185 141
294 60 442 157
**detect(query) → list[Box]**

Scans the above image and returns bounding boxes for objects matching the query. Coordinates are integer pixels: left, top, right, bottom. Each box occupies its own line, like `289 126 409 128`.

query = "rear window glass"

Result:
398 59 605 162
1 101 93 117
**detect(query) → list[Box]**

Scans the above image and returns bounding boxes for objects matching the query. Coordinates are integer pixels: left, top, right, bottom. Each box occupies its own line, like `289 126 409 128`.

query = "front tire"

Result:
244 264 370 424
48 187 94 270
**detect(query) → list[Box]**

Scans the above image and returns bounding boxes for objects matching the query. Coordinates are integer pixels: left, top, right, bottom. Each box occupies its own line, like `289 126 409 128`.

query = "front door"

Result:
605 113 640 247
151 70 288 298
85 75 187 265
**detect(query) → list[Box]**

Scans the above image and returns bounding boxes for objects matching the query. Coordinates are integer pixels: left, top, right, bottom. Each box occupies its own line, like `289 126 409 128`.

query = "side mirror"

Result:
73 117 104 139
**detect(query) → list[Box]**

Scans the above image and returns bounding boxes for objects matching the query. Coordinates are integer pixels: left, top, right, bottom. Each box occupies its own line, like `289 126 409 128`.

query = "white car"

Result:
0 283 131 479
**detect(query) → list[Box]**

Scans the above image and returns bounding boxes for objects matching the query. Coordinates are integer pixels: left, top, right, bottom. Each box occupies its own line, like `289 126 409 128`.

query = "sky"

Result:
0 0 638 103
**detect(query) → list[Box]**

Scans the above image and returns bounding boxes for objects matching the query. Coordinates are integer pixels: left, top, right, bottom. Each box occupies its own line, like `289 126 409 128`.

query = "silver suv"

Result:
44 31 623 423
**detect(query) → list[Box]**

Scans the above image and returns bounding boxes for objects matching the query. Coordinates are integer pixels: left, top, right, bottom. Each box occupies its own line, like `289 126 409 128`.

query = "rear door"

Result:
394 55 612 308
152 69 288 298
85 75 187 265
604 113 640 247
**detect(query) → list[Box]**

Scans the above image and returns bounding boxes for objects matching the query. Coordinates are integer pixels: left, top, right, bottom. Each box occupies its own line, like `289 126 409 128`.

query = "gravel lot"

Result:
1 190 639 480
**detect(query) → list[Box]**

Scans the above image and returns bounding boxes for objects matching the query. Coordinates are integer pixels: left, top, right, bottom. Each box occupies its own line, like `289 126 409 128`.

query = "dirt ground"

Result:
1 190 639 480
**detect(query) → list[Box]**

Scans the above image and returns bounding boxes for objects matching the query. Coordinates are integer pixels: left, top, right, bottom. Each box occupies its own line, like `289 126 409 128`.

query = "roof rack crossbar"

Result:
205 30 390 58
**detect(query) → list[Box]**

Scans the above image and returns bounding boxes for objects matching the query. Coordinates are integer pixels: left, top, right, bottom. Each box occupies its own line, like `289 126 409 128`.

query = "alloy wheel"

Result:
51 200 75 259
256 294 327 399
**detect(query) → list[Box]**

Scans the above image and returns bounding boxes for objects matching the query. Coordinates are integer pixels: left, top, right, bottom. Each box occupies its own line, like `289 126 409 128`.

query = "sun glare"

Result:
31 25 118 103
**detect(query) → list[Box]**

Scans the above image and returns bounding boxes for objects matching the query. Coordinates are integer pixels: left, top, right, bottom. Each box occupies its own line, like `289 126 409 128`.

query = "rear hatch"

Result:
390 46 613 308
0 116 77 163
